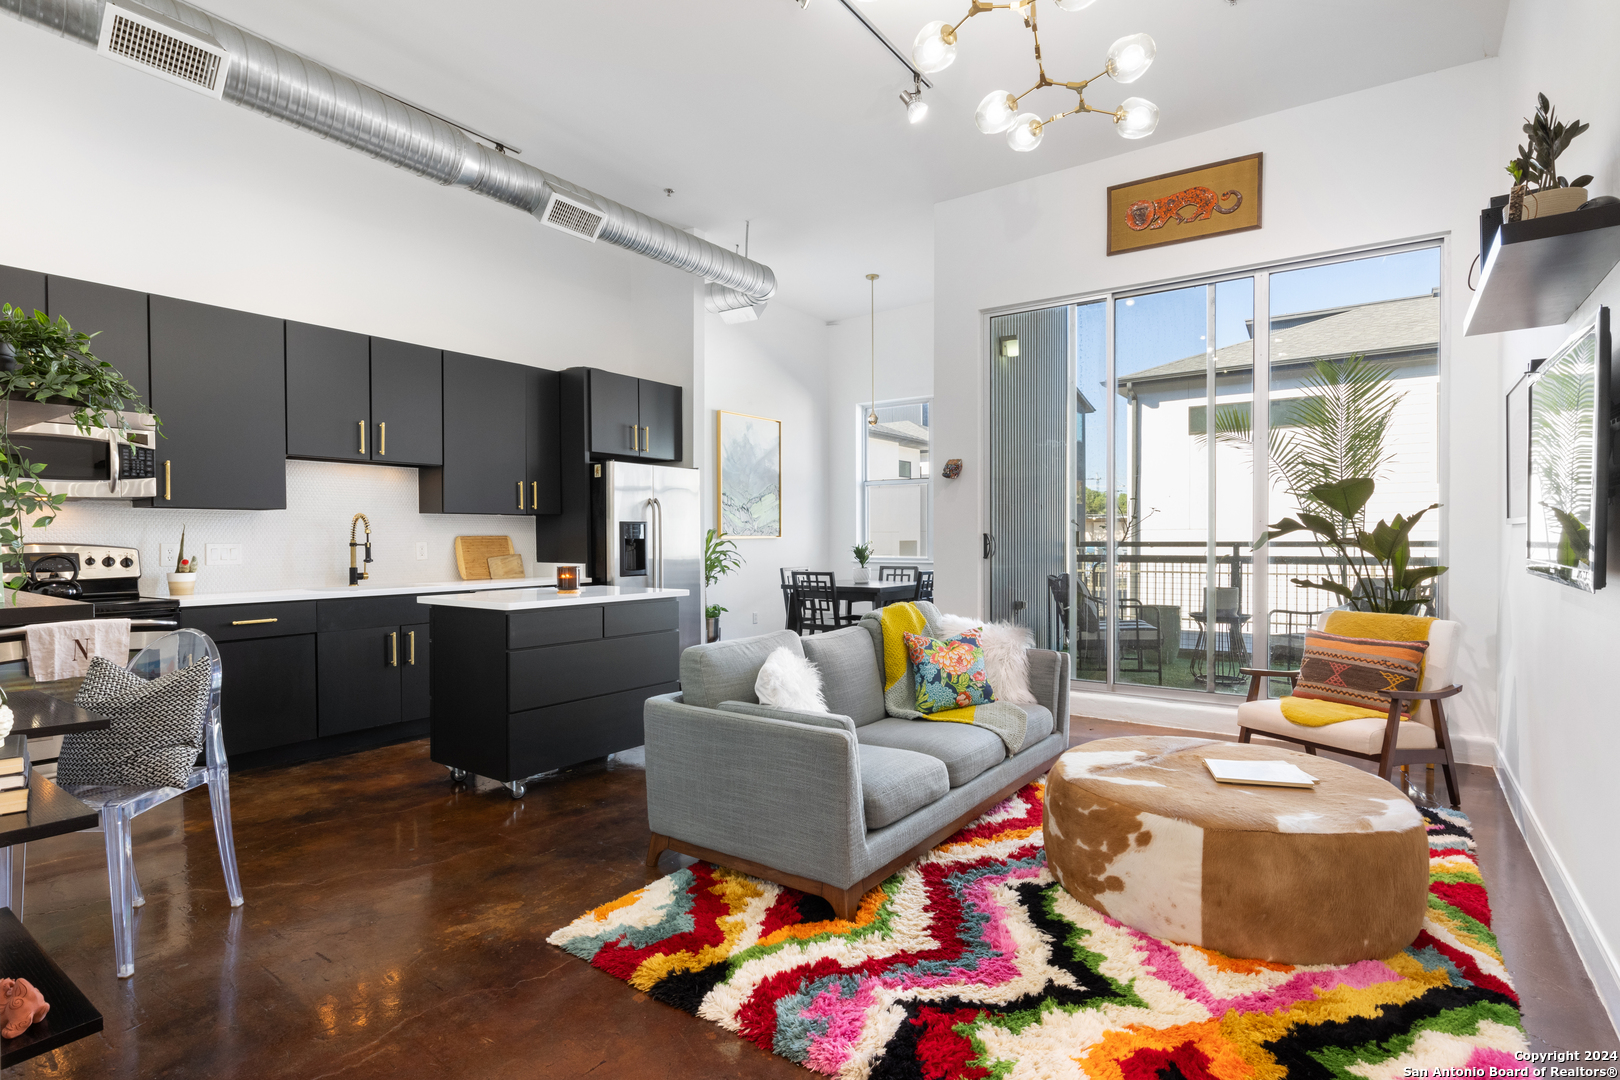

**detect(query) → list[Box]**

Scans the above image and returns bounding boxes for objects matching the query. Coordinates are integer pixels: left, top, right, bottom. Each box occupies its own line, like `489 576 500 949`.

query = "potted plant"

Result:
0 304 157 590
703 528 744 643
168 527 200 596
1505 93 1594 220
852 541 875 583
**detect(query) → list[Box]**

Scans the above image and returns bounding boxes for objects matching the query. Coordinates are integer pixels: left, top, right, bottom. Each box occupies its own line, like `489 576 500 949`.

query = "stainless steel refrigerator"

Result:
593 460 703 652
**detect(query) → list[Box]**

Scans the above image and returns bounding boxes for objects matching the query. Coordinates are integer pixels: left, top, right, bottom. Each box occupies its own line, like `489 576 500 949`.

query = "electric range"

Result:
19 544 182 624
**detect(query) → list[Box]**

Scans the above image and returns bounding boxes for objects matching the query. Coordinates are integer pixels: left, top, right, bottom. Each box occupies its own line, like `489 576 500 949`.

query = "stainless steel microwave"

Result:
6 400 159 499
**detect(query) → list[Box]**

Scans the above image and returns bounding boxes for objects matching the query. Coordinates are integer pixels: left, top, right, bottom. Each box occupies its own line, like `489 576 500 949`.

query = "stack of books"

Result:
0 754 27 816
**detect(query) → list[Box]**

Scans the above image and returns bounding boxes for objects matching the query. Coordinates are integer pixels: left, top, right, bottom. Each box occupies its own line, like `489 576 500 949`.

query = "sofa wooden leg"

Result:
646 833 671 870
826 885 862 922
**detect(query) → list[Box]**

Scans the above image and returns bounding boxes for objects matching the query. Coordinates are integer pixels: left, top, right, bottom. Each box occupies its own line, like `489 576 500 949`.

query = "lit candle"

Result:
556 565 580 593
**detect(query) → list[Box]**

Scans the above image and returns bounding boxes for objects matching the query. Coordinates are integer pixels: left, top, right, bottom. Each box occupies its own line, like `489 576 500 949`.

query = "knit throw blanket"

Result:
1278 611 1437 727
867 601 1029 755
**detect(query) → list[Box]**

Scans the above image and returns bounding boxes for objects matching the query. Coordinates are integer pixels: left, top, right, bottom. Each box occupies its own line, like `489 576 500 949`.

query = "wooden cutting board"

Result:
454 535 514 580
487 554 525 580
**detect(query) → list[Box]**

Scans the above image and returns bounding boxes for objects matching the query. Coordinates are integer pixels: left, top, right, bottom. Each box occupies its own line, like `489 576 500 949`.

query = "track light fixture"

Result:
899 74 929 124
913 0 1160 151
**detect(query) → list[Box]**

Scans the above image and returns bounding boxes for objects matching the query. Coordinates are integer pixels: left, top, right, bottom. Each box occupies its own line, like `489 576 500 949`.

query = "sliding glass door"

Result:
986 241 1443 698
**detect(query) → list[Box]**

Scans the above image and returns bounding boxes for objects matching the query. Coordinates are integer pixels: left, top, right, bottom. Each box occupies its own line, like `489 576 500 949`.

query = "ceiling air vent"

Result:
540 191 607 243
97 1 231 100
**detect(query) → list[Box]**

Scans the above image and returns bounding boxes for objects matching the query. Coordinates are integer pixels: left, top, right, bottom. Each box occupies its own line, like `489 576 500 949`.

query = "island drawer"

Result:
318 594 447 632
507 606 603 650
604 599 678 638
508 630 678 712
181 602 316 641
507 682 677 778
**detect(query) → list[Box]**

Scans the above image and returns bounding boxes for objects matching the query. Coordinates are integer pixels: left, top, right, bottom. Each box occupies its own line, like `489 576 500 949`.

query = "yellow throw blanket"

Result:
1278 611 1435 727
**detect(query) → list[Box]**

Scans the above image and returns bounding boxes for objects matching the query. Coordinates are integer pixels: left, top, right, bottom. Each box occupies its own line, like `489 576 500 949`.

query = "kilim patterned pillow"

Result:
1294 629 1428 714
903 629 996 714
57 656 212 790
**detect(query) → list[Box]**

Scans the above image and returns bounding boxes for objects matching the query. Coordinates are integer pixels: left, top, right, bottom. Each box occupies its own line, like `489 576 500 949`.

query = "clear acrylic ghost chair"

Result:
58 628 244 978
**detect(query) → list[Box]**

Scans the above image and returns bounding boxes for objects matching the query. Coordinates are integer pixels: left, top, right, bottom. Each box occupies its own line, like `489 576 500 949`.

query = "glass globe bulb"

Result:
907 97 929 124
1006 113 1044 152
912 21 958 74
1115 97 1160 139
974 90 1019 134
1053 0 1098 9
1106 32 1157 84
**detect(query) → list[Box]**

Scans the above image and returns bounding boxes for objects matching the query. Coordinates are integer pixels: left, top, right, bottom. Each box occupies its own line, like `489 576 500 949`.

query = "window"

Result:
861 400 931 559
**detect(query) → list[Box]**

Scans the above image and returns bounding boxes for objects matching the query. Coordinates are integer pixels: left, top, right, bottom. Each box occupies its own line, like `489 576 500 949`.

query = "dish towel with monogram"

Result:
25 619 131 682
866 601 1029 755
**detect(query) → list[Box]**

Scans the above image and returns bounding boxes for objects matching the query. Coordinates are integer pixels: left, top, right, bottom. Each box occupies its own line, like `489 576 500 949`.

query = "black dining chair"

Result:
779 566 809 633
791 571 853 634
916 571 934 602
878 566 917 583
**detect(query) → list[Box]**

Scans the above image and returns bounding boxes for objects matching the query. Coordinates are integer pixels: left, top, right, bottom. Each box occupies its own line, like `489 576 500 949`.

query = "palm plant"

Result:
703 528 744 620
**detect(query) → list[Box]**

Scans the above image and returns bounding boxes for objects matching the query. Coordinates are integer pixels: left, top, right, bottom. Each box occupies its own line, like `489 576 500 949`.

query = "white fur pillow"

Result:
754 647 828 712
936 614 1038 705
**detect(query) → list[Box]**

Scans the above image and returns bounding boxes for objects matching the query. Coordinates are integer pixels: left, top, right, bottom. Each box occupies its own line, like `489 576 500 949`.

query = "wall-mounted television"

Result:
1527 307 1611 592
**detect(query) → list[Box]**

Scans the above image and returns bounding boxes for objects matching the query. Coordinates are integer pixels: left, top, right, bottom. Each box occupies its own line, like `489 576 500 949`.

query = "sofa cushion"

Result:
801 627 887 726
1017 702 1054 744
1237 698 1439 755
717 700 856 736
680 631 804 709
858 745 949 829
856 718 1006 788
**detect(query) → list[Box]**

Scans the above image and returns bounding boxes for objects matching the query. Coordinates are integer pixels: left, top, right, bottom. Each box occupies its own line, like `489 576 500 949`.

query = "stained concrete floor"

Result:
5 715 1614 1078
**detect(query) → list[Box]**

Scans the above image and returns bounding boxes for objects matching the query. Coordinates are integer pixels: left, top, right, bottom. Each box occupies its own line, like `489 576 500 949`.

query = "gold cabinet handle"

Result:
164 460 171 500
531 481 538 508
231 618 278 626
643 426 651 453
517 480 525 510
358 420 366 455
631 425 639 452
379 421 386 456
388 630 398 667
407 630 417 665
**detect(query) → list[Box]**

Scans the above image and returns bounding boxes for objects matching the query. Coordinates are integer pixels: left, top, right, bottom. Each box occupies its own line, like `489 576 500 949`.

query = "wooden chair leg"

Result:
1238 727 1253 744
646 833 671 869
1432 700 1462 809
1304 745 1317 755
1377 704 1403 784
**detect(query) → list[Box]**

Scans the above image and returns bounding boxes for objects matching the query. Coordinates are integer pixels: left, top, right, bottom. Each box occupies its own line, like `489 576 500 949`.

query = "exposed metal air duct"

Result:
2 0 777 314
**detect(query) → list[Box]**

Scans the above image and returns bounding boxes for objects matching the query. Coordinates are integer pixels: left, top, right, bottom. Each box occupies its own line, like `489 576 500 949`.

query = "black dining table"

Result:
782 578 919 632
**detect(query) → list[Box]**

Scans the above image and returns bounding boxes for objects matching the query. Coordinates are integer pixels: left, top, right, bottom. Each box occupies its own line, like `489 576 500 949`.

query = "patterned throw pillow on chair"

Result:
903 630 997 714
56 656 212 790
1294 629 1428 714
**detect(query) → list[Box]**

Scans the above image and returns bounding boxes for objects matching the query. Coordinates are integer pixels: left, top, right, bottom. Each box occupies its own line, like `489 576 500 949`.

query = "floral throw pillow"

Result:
903 630 996 714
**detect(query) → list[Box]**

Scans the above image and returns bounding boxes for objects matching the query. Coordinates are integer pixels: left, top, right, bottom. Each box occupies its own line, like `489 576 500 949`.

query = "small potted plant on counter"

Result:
703 528 744 643
852 542 874 583
168 527 199 596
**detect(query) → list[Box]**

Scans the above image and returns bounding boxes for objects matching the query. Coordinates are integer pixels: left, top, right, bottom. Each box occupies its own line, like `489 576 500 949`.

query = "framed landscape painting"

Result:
717 410 781 538
1107 152 1263 256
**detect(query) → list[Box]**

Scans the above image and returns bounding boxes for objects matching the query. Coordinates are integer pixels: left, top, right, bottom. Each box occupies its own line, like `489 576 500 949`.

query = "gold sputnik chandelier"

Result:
910 0 1160 152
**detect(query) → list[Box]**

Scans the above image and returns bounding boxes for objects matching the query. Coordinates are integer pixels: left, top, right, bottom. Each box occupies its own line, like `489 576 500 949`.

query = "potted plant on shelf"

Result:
1505 92 1594 221
0 304 157 591
168 527 200 596
852 542 874 583
703 528 744 643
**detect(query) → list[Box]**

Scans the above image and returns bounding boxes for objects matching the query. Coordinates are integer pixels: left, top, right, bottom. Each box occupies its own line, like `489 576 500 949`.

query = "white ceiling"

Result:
199 0 1508 322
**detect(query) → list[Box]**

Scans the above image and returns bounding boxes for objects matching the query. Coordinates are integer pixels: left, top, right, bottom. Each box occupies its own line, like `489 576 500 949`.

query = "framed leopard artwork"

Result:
1106 152 1263 256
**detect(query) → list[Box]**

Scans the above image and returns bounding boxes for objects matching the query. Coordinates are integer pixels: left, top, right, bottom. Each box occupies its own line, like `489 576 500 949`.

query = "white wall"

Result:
0 21 697 586
826 303 935 569
1491 0 1620 1036
701 304 832 638
932 61 1505 763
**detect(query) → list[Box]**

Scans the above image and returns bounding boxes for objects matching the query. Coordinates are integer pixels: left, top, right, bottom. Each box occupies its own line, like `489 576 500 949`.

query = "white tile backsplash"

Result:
34 459 540 598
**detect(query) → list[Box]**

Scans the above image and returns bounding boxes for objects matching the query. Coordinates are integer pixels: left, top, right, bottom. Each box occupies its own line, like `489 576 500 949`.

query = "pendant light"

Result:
867 273 879 427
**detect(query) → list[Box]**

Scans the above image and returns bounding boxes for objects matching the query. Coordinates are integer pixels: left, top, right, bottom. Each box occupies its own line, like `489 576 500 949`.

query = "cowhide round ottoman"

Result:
1043 735 1429 965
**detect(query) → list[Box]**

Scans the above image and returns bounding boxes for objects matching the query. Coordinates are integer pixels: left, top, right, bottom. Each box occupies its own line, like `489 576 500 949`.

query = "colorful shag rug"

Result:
548 782 1526 1078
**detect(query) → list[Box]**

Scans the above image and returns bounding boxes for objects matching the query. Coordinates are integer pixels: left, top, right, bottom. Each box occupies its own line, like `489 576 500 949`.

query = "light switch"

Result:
205 544 243 566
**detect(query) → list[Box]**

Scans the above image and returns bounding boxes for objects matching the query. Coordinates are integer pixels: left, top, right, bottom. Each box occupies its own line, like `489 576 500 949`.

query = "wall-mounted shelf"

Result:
1464 201 1620 336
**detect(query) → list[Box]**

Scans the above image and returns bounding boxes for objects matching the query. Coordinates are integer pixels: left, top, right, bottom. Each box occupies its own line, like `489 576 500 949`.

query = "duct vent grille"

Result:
541 192 607 242
98 2 230 100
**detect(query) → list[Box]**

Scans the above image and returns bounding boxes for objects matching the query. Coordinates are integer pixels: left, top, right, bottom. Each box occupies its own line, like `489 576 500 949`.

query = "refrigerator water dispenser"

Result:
619 521 648 577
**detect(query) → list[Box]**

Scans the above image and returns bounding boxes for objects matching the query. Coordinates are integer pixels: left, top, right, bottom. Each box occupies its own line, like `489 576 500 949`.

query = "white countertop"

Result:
172 576 561 608
416 585 688 611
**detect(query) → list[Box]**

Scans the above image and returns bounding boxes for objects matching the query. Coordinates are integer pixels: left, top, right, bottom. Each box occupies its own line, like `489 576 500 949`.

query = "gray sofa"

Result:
644 622 1070 918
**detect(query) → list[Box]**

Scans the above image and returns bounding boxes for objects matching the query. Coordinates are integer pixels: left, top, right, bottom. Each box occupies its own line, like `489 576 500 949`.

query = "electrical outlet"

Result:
160 544 178 568
205 544 243 566
752 612 759 624
416 541 428 560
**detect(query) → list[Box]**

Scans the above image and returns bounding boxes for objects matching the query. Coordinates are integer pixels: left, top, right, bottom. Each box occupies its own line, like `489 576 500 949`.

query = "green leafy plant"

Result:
1254 477 1448 614
1506 93 1593 191
851 542 874 568
704 603 726 619
704 528 744 589
0 304 158 586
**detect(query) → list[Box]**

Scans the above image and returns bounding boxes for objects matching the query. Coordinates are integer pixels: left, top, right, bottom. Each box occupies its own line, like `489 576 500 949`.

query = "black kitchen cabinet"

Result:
369 338 442 466
147 295 286 510
401 622 431 721
421 352 527 514
0 266 44 315
638 378 680 462
216 635 318 756
286 321 370 462
46 277 150 403
527 366 561 515
316 626 403 737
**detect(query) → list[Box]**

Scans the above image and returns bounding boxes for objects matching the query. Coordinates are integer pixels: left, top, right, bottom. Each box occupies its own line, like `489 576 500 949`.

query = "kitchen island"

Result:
419 586 688 797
